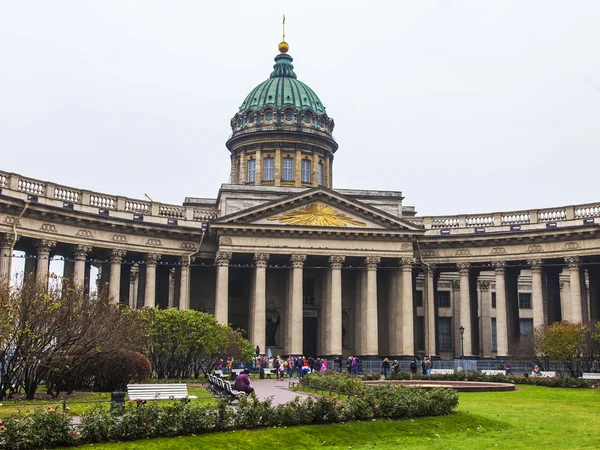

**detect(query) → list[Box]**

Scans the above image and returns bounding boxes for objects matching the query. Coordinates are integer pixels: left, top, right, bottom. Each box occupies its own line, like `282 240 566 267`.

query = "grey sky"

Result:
1 1 599 216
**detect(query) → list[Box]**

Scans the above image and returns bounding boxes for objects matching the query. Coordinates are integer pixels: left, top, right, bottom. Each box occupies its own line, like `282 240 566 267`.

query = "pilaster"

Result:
214 251 232 323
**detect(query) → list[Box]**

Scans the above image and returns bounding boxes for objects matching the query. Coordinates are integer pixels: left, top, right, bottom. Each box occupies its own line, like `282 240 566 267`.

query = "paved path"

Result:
250 378 310 405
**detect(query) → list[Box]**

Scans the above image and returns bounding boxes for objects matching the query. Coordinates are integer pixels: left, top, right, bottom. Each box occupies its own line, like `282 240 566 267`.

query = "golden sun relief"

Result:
267 202 367 227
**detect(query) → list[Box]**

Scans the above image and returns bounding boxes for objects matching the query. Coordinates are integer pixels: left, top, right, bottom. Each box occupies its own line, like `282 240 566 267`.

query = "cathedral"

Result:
1 39 599 361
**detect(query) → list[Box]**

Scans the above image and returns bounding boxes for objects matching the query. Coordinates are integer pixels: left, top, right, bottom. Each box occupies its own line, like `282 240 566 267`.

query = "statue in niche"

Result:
265 310 280 347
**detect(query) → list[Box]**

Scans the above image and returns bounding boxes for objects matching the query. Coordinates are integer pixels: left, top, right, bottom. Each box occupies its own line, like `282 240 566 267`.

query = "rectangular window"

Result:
519 293 532 309
491 292 497 309
318 162 324 185
438 317 452 350
414 290 423 307
301 159 311 183
282 157 294 181
491 318 497 352
519 318 534 336
247 159 256 183
436 291 451 308
263 157 274 181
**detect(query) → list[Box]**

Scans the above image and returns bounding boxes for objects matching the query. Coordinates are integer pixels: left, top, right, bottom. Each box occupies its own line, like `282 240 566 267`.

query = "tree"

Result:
143 308 254 379
538 321 588 377
0 277 145 399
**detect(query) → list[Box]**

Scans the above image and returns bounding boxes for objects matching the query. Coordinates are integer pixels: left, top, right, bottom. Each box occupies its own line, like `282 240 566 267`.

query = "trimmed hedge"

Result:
0 375 459 449
384 371 598 388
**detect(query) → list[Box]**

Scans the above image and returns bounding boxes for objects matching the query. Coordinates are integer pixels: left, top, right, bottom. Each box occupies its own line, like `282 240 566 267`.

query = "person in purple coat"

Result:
234 369 254 394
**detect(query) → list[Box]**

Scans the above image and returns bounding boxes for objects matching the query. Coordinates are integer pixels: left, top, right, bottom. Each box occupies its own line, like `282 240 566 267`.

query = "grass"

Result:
0 385 214 418
66 385 600 449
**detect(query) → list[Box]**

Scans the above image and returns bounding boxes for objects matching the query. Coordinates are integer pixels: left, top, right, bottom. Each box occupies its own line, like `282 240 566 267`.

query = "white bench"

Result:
263 368 277 378
581 373 600 380
127 383 197 401
481 370 506 375
431 369 454 375
535 371 556 378
213 370 223 377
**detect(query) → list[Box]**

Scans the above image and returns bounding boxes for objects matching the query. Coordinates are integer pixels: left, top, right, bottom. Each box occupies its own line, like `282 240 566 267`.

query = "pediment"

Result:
211 188 423 232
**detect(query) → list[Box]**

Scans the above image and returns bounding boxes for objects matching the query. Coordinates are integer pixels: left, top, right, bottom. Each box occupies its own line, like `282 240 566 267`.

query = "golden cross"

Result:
282 14 286 42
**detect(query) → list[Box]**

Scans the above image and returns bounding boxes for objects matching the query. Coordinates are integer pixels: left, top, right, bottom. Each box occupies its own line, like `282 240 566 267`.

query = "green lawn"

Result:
69 385 600 449
0 385 214 418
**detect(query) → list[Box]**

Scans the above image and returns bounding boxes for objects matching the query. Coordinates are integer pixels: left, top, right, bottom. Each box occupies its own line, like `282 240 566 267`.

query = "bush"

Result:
384 371 598 388
0 408 75 450
91 349 153 391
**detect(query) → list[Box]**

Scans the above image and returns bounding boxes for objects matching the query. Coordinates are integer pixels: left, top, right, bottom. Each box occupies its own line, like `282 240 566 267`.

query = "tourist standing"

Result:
347 356 353 373
382 358 390 376
288 356 295 378
425 357 432 377
321 359 327 372
410 358 417 377
352 357 358 374
421 358 426 375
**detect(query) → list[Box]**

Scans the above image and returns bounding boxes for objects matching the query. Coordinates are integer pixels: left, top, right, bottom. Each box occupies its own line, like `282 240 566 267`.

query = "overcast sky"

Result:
1 1 599 216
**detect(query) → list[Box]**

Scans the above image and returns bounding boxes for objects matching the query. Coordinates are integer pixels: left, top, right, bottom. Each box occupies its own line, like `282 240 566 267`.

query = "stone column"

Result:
109 249 126 303
400 258 415 356
179 256 191 310
144 253 161 308
361 256 380 356
73 245 91 288
528 259 545 329
325 255 345 356
285 254 306 355
424 264 437 357
36 240 56 285
214 252 232 324
565 256 583 322
0 233 16 283
457 263 472 357
168 267 176 308
249 253 269 352
388 265 401 356
129 263 139 308
493 261 509 357
479 280 492 358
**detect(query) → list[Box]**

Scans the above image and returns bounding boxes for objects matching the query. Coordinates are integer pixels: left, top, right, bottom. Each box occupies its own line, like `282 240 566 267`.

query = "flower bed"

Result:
384 371 597 388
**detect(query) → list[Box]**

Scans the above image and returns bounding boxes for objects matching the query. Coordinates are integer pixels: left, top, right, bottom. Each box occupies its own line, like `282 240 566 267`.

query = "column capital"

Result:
36 239 56 252
0 233 17 246
452 279 460 290
110 248 126 263
74 244 92 257
457 262 470 274
565 256 580 268
527 259 543 271
180 255 191 266
492 260 506 273
215 251 232 266
329 255 345 269
130 263 139 281
254 253 270 268
145 253 161 265
423 263 436 273
290 254 307 268
478 280 491 291
401 257 415 267
365 255 381 269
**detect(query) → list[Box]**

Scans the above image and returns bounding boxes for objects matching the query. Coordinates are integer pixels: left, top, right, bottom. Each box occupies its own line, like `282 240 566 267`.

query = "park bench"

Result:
213 369 223 377
263 368 277 378
431 369 454 375
481 369 506 375
206 373 247 402
538 371 557 378
581 373 600 380
127 383 197 401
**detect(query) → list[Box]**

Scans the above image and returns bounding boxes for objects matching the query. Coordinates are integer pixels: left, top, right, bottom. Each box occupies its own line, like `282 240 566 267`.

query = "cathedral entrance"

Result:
303 310 318 357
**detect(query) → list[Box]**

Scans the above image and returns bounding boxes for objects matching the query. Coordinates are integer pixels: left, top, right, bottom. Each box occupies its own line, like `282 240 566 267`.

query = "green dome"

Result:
238 53 327 115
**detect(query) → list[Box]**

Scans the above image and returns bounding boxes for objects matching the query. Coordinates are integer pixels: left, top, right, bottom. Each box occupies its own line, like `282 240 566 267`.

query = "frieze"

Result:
527 244 542 253
220 237 233 245
181 241 197 250
146 238 162 247
401 243 413 251
112 234 127 243
564 242 579 250
4 216 19 226
421 250 436 257
76 229 94 238
40 223 57 233
455 249 471 256
491 247 506 255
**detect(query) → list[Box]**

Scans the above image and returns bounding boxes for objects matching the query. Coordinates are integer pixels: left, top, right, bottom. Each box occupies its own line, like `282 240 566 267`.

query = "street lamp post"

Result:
459 325 465 359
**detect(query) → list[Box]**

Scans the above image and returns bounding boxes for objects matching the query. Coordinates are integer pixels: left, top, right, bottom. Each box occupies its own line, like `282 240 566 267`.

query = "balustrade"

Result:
89 193 116 209
124 200 150 214
575 205 600 218
431 217 460 228
18 178 45 195
538 208 567 222
466 215 494 227
501 212 530 225
54 186 80 203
